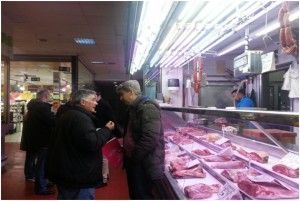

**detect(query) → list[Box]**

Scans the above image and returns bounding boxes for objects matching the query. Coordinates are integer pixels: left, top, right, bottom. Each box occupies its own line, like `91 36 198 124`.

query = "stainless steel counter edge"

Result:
161 106 299 127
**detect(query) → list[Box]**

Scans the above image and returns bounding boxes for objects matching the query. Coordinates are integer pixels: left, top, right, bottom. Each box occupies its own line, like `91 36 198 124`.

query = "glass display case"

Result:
161 106 299 200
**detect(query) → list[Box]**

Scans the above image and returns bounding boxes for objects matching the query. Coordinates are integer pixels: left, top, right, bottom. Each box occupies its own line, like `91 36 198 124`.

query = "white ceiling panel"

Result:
2 1 129 76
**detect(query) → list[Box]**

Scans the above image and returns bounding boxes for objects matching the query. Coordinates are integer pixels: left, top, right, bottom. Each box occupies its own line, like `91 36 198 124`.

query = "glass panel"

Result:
78 61 93 89
1 58 9 124
10 61 72 104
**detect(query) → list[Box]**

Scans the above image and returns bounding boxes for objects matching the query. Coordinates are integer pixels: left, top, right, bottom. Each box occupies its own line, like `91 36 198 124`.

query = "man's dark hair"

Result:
231 88 245 95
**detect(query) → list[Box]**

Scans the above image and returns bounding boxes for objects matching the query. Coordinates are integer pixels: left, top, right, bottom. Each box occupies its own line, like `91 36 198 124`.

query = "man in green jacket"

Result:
116 80 166 199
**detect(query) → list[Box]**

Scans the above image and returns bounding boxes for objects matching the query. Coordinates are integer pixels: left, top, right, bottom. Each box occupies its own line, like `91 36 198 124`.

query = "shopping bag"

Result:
102 138 123 168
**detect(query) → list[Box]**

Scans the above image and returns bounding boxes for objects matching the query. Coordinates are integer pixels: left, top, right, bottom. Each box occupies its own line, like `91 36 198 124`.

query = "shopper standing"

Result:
46 89 115 200
21 89 55 195
116 80 166 199
20 112 37 182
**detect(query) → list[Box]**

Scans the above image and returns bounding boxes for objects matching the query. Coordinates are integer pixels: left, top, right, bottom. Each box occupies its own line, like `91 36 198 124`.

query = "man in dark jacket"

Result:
46 89 115 200
116 80 166 199
20 89 55 195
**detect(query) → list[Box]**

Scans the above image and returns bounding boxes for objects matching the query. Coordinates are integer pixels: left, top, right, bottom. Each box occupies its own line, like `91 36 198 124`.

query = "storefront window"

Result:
78 61 94 89
10 61 72 104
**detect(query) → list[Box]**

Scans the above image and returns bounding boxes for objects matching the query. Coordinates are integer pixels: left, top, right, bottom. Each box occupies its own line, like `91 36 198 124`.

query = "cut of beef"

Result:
172 165 206 179
203 147 233 162
192 149 213 156
237 148 269 163
238 178 298 199
176 127 203 134
184 183 221 199
169 156 191 171
221 169 261 183
211 161 247 169
272 164 299 178
203 155 232 162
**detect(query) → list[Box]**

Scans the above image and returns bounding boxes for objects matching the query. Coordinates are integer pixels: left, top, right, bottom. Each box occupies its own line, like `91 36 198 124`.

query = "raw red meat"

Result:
184 183 220 199
192 149 213 156
176 127 201 134
203 147 233 162
237 148 268 163
169 155 191 171
238 178 298 199
272 164 299 178
221 169 261 183
203 155 232 162
167 133 194 145
172 165 206 179
211 161 247 169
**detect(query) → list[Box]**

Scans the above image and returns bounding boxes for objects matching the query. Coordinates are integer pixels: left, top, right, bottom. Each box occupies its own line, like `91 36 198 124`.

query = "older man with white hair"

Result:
116 80 166 199
47 89 115 200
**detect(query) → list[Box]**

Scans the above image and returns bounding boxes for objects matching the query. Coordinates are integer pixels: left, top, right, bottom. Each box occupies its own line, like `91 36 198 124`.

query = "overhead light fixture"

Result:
129 1 174 74
255 9 299 37
74 38 96 45
91 61 105 64
217 38 254 56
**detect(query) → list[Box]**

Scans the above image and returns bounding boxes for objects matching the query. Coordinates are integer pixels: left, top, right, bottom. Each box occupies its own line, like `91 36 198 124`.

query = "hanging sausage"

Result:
278 2 298 55
193 57 203 93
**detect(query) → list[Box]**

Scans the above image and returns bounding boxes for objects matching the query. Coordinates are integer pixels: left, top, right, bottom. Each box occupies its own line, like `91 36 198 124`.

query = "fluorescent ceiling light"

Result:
130 1 173 74
91 61 105 64
217 38 253 56
74 38 96 45
255 9 299 37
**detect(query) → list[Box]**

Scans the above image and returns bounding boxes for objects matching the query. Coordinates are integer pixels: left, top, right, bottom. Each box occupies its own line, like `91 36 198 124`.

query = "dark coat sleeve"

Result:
71 113 112 152
132 104 161 162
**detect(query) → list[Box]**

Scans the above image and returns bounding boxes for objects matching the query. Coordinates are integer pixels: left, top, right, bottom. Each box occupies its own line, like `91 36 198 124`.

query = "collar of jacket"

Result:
71 105 97 120
130 96 149 109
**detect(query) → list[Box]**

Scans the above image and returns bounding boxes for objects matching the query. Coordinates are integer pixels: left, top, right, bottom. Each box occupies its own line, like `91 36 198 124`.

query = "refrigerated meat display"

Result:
161 106 299 200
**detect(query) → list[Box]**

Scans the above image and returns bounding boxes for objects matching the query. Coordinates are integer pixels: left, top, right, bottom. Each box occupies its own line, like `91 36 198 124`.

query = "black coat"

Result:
20 99 55 151
124 96 165 180
46 106 113 188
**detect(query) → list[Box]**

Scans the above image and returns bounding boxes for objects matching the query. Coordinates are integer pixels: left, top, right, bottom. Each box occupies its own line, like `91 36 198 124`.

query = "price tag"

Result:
215 137 230 145
279 152 299 169
218 183 237 200
248 174 274 183
176 151 186 157
185 159 200 168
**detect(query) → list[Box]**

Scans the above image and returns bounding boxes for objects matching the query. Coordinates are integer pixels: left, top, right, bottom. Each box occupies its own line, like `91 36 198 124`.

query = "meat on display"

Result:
171 165 206 179
192 149 213 157
184 183 221 199
272 164 299 178
237 148 269 163
237 178 299 199
210 161 247 169
221 169 261 183
203 155 233 162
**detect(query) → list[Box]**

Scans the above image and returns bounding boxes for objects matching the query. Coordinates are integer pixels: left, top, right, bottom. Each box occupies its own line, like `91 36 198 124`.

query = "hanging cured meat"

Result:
193 57 203 93
278 2 298 55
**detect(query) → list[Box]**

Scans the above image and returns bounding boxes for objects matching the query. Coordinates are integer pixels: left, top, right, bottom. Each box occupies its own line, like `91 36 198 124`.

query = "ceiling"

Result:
1 1 130 76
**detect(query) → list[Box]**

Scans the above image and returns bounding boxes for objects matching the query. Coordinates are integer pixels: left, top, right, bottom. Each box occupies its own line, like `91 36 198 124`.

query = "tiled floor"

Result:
1 142 129 200
5 131 22 143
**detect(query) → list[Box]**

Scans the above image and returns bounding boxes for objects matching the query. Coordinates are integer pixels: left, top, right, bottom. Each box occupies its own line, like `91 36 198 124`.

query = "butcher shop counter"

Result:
161 107 299 200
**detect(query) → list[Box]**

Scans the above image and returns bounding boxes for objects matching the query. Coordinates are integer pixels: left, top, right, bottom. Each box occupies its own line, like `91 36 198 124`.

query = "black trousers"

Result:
125 162 168 200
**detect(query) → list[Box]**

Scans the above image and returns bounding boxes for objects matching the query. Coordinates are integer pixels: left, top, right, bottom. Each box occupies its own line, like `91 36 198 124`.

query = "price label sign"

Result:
218 183 237 200
279 152 299 169
215 137 230 145
248 174 274 183
185 159 200 168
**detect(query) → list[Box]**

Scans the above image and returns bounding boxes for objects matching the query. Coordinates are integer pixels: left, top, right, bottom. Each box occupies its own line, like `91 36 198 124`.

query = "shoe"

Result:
35 188 55 195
